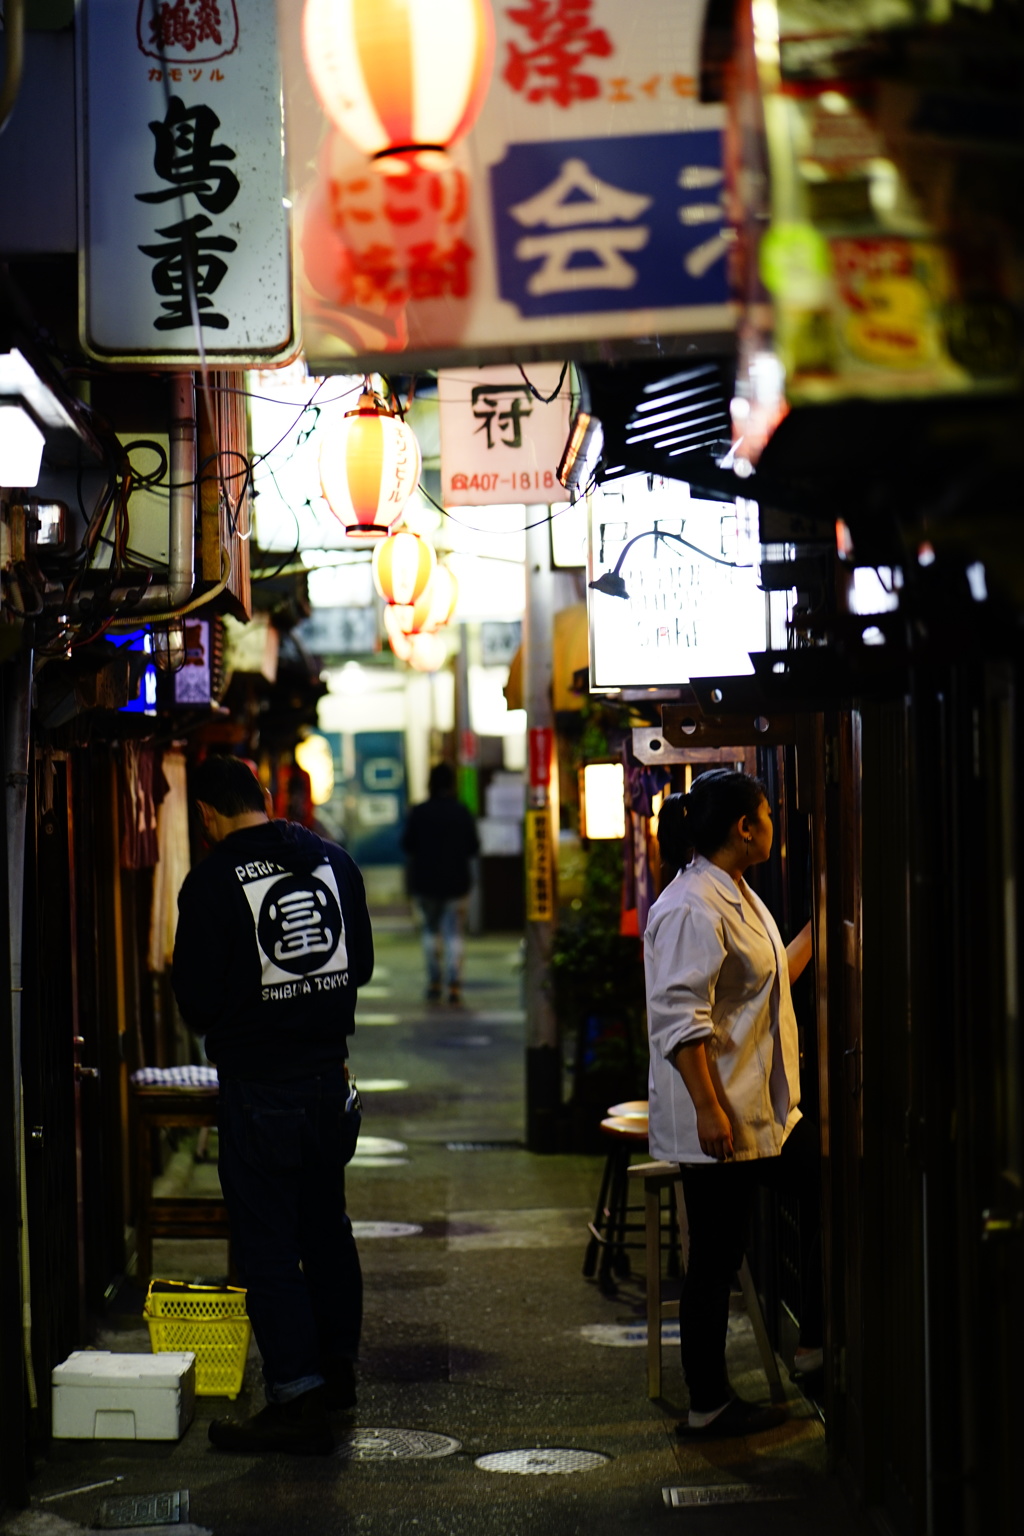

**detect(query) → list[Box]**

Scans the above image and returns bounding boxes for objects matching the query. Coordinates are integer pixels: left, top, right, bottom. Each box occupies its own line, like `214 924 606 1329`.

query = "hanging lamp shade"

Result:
383 564 459 636
372 528 436 606
302 0 495 159
320 391 422 538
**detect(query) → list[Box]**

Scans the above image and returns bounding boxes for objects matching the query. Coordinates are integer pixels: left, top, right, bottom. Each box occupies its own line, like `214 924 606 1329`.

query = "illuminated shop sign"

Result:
437 364 571 506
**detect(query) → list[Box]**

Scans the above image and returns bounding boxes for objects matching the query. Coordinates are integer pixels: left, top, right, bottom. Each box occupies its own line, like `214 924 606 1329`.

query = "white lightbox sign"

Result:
587 485 767 690
438 365 571 506
78 0 294 364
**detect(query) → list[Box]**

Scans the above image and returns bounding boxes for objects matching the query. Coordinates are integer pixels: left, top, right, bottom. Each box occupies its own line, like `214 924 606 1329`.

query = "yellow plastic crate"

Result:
144 1280 252 1399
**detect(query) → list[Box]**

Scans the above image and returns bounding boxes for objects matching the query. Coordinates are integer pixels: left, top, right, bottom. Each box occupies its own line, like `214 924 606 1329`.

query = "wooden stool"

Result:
131 1082 232 1281
627 1159 785 1404
583 1109 652 1294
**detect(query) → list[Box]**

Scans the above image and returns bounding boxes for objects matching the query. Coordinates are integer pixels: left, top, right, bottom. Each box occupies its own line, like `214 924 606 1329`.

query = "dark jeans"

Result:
679 1116 822 1411
217 1068 362 1402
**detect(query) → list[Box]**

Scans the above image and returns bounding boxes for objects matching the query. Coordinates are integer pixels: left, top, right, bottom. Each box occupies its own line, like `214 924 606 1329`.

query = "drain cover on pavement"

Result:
96 1490 189 1527
355 1137 408 1156
336 1428 461 1461
663 1486 793 1507
580 1322 680 1347
356 1078 409 1092
350 1221 422 1238
475 1448 609 1476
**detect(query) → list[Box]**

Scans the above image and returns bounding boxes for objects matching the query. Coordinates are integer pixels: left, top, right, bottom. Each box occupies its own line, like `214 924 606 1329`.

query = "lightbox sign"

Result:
279 0 735 369
587 486 767 691
438 364 571 505
78 0 294 364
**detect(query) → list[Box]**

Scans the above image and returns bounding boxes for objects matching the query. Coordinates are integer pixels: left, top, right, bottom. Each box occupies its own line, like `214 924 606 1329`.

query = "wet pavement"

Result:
2 919 863 1536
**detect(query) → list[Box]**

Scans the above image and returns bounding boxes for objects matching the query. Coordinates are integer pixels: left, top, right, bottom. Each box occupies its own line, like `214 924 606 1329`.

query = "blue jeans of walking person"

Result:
216 1068 362 1402
417 896 465 998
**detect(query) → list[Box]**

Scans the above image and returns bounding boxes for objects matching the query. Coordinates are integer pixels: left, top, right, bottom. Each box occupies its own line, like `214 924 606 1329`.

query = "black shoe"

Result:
426 983 442 1003
675 1397 788 1441
208 1387 334 1455
447 984 461 1005
322 1359 357 1412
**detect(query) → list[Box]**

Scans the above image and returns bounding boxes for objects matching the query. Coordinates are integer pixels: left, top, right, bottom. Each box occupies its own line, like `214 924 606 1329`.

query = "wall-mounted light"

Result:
580 763 625 840
320 387 422 538
302 0 495 161
589 526 744 602
295 733 336 805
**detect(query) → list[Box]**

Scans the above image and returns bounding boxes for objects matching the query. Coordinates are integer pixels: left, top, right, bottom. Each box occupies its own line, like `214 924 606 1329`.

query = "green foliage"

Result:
550 841 644 1030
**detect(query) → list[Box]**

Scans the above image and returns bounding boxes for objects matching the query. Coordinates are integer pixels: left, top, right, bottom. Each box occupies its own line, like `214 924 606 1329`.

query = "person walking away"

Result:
645 770 819 1440
172 754 374 1454
402 761 479 1004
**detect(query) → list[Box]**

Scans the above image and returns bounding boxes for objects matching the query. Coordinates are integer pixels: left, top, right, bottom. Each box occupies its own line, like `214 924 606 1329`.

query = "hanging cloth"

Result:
148 750 191 973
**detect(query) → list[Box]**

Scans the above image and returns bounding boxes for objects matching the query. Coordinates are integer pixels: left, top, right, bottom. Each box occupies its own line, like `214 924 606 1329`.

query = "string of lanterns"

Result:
318 376 458 673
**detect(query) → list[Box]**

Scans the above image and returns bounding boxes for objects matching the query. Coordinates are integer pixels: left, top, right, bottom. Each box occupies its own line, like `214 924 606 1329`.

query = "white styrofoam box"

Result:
52 1351 196 1440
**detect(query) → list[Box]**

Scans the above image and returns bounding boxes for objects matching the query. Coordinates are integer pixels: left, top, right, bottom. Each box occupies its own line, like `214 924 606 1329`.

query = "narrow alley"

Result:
2 922 855 1536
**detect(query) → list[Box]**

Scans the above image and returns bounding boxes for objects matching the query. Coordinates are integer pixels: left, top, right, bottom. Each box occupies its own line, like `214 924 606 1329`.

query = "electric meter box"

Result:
51 1350 196 1440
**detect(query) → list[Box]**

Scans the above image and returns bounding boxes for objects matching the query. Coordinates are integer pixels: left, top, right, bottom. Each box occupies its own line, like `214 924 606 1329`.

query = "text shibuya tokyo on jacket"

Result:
172 820 374 1082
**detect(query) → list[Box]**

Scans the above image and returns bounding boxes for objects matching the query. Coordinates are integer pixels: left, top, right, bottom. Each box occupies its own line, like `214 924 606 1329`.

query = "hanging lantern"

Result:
372 528 436 605
320 389 422 538
382 564 459 637
307 134 470 310
302 0 495 161
406 630 448 672
386 621 415 662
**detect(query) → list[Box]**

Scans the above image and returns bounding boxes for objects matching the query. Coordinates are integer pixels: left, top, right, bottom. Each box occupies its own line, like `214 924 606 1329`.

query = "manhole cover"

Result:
357 1079 409 1092
350 1156 409 1168
96 1490 189 1528
336 1428 461 1461
446 1141 524 1152
475 1448 609 1476
356 1137 408 1156
579 1322 679 1347
663 1486 793 1507
351 1222 422 1238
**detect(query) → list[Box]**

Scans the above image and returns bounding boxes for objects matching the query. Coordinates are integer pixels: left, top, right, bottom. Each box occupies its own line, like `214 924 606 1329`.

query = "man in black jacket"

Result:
172 754 373 1455
402 761 479 1004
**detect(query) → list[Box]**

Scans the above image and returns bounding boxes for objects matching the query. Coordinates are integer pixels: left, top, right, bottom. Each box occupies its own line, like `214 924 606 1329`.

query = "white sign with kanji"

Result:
78 0 294 364
438 364 571 506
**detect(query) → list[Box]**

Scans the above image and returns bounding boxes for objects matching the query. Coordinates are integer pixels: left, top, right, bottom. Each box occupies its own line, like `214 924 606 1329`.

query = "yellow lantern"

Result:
320 389 422 538
302 0 495 161
381 564 459 636
406 630 447 672
372 529 436 606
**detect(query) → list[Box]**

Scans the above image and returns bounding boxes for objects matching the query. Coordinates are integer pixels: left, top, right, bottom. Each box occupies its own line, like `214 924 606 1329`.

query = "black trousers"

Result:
678 1116 822 1411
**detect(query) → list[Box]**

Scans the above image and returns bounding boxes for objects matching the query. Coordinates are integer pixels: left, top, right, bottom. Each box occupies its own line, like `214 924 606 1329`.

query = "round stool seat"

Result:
607 1099 649 1120
600 1115 649 1141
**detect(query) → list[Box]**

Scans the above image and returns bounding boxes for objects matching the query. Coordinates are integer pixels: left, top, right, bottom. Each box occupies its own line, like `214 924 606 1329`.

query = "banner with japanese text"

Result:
438 364 571 505
78 0 294 363
280 0 734 369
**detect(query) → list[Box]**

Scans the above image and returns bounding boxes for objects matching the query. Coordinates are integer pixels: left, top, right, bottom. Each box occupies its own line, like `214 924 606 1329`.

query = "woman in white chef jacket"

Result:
645 769 818 1440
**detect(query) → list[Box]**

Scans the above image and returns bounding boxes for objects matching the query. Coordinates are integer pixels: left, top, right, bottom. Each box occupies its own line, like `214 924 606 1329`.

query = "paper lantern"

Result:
372 529 436 605
406 630 447 672
320 391 422 537
303 0 495 159
382 564 459 636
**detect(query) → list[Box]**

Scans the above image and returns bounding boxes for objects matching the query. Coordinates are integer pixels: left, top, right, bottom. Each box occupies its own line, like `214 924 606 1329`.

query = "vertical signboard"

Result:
438 364 571 505
278 0 735 369
78 0 294 364
524 807 554 922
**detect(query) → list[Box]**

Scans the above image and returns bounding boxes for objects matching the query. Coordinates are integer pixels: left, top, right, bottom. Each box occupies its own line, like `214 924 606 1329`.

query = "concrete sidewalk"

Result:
3 923 861 1536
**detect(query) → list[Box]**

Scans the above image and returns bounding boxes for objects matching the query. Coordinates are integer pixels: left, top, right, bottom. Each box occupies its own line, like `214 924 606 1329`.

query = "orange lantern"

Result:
406 630 448 673
320 389 422 538
309 135 471 309
302 0 495 160
382 564 459 636
372 529 436 605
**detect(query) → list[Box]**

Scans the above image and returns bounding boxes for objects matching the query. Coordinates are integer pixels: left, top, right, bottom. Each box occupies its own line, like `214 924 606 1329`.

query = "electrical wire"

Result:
416 480 581 535
517 360 569 405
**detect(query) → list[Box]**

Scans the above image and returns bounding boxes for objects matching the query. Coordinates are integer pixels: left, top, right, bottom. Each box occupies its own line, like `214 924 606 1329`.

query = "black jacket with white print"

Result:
172 820 374 1082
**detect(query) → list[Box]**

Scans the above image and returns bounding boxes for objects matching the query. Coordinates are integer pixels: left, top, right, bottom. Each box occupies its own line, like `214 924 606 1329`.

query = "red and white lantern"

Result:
302 0 495 160
406 630 448 673
320 391 422 538
372 528 436 606
382 564 459 637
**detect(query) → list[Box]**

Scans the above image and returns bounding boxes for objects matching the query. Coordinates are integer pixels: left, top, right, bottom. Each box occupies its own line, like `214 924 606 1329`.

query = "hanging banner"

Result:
438 364 571 505
279 0 734 370
78 0 294 364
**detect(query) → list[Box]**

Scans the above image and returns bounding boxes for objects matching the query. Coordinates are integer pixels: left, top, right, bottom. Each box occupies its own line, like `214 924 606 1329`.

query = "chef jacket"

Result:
644 854 802 1164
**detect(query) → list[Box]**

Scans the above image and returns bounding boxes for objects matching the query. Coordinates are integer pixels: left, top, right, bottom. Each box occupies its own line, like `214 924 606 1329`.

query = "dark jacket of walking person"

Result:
644 770 818 1442
172 754 373 1455
402 761 479 1004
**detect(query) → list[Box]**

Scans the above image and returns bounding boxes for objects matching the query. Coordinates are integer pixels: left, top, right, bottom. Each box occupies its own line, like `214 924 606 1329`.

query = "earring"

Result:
743 834 753 845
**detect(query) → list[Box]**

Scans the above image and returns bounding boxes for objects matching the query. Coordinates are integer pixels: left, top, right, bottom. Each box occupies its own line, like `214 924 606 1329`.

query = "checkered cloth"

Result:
130 1065 219 1090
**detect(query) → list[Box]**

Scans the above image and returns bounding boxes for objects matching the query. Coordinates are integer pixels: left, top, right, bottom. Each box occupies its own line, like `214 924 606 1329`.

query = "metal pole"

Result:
523 507 560 1151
